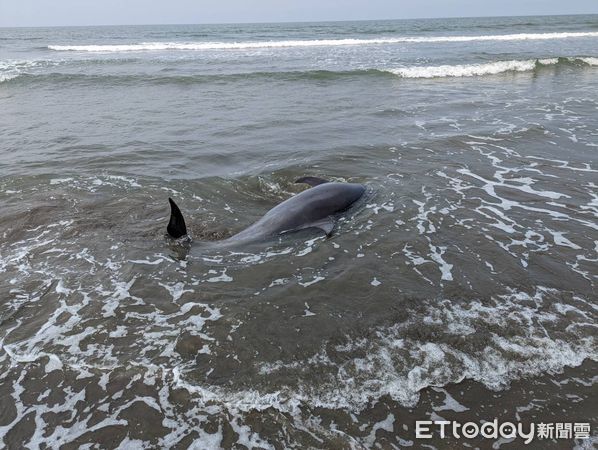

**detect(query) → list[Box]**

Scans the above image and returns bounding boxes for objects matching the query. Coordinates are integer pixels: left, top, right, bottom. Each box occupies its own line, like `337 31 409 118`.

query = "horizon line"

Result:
1 12 597 30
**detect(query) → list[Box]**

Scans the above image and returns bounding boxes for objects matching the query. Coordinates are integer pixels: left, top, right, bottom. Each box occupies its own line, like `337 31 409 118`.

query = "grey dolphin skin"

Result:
167 177 365 245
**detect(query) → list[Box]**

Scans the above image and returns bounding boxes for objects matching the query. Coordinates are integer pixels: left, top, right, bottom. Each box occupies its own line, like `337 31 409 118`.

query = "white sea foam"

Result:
579 56 598 65
253 287 596 411
387 57 597 79
0 59 64 84
364 414 395 448
0 72 19 83
206 268 233 283
298 275 325 287
46 31 598 52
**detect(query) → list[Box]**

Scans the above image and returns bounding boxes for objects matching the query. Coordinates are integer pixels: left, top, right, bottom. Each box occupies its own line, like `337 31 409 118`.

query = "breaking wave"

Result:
2 56 597 86
386 57 598 78
47 31 598 52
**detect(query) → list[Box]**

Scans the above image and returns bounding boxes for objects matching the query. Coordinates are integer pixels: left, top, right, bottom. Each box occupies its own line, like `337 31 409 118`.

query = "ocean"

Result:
0 14 597 449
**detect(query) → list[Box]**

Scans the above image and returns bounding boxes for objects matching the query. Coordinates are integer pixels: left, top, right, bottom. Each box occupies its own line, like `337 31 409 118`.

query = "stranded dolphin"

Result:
167 177 365 245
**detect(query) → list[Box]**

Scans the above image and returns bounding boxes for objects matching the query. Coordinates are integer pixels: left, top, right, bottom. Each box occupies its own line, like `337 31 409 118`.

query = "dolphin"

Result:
167 177 365 246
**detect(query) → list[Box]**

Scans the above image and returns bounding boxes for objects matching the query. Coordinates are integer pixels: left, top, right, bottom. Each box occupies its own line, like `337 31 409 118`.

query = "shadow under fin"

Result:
298 217 335 237
295 176 329 187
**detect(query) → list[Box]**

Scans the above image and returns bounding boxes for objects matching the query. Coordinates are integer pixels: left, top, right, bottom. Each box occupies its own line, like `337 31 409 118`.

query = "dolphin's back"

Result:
226 182 365 242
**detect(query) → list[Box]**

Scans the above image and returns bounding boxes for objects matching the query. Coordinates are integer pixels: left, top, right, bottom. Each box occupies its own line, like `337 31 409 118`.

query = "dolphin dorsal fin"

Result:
295 176 329 187
167 198 188 238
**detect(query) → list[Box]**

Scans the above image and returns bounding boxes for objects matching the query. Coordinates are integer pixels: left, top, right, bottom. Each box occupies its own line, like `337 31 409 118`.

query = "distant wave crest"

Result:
47 31 598 52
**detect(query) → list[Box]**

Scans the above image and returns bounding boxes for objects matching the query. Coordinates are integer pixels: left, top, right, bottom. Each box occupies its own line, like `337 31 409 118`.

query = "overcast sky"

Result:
1 0 597 27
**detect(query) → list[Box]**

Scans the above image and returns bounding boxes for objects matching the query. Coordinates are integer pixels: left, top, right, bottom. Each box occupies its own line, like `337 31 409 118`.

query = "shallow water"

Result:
1 14 597 449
